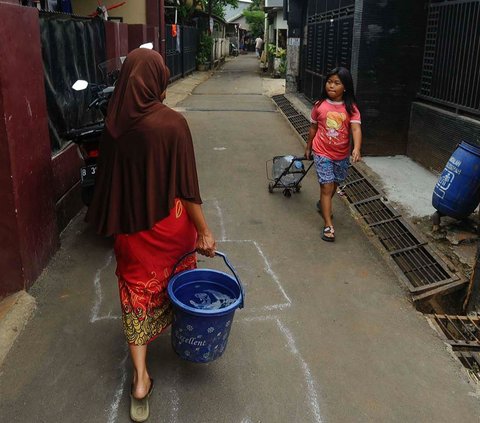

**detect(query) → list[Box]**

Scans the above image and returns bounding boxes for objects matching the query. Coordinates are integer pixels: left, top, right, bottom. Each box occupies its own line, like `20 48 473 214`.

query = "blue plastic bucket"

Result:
432 141 480 219
168 251 244 363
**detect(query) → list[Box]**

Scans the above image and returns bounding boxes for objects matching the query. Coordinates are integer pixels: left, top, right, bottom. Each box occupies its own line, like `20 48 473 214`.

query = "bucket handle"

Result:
171 250 244 309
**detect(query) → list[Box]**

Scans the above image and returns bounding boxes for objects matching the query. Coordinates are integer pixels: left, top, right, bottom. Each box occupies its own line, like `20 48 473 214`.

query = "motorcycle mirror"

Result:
139 42 153 49
72 80 89 91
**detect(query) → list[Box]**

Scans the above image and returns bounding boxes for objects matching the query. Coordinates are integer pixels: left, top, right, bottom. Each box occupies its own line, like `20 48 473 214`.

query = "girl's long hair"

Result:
318 67 358 115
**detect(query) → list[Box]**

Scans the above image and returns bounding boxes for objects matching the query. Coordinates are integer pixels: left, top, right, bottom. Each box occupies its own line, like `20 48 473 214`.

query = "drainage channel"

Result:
343 167 461 297
430 314 480 382
272 94 477 381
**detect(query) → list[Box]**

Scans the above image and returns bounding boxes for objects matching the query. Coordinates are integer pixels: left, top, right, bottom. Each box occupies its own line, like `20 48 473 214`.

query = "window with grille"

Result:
419 0 480 116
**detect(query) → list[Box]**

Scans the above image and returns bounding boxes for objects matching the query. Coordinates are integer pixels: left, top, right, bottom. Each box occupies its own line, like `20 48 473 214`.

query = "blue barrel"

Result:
168 252 244 363
432 141 480 219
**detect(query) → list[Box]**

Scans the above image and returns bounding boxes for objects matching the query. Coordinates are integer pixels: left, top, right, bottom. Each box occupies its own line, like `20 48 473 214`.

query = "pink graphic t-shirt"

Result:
310 99 361 161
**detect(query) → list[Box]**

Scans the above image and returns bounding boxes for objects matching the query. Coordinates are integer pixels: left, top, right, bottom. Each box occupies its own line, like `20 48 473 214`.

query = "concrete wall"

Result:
0 2 58 298
71 0 146 24
105 20 129 59
275 10 287 30
408 102 480 173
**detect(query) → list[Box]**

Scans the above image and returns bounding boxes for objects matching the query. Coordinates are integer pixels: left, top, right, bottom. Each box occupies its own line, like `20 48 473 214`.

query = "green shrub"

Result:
196 32 214 65
267 43 286 58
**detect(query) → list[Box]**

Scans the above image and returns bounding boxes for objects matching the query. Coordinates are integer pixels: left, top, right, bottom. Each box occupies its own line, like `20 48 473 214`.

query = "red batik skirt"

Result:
113 199 197 345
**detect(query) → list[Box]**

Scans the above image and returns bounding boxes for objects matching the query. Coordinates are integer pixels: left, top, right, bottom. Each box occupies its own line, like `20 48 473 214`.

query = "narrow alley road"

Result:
1 54 479 423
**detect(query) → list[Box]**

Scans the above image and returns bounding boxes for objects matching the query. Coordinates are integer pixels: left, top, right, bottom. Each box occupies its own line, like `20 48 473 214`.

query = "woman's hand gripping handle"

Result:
181 200 216 257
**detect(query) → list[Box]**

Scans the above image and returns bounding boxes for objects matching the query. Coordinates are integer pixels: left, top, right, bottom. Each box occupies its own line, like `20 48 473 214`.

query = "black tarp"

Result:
39 13 106 153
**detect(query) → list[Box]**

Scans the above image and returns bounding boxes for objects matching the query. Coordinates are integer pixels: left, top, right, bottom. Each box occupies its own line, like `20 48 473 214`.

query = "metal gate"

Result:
303 0 355 101
166 25 199 81
419 0 480 116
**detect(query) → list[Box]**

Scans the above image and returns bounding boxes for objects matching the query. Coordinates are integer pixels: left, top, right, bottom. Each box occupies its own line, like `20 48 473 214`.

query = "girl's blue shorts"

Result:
313 154 350 185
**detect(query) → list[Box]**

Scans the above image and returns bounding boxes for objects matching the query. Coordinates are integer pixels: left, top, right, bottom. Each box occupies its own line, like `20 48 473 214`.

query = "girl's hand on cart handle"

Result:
196 228 216 258
304 146 313 161
351 148 361 163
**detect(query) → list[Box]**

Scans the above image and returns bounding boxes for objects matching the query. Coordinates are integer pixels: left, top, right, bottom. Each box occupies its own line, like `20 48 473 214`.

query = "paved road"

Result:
1 54 479 423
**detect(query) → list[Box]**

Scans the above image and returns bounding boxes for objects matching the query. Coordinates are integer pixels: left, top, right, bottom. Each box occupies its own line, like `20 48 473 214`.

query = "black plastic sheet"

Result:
39 12 106 153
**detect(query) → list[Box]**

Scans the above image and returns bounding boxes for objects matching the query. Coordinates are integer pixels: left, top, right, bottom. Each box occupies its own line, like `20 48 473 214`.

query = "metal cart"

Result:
266 155 314 197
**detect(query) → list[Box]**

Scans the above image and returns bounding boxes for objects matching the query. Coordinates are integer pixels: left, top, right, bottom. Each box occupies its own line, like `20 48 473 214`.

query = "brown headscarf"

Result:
86 48 202 236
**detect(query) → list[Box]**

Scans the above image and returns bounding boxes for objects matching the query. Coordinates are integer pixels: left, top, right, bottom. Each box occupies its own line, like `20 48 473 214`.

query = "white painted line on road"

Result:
169 386 180 423
212 198 227 241
252 240 292 305
239 315 276 322
243 303 291 314
107 347 128 423
275 319 323 423
221 239 292 304
90 251 121 323
207 201 291 307
217 239 292 311
236 316 323 422
92 314 121 321
262 303 291 311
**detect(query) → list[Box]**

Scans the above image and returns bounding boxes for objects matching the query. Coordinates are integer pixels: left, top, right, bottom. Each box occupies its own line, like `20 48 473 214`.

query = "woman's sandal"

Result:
130 378 154 422
322 226 335 242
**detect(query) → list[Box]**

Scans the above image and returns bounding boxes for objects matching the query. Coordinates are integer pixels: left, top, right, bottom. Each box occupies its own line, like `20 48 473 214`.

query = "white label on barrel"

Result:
436 169 455 192
446 160 462 176
449 156 462 167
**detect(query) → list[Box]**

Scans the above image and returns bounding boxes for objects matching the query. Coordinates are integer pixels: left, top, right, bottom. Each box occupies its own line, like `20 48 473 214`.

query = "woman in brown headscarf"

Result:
86 48 216 422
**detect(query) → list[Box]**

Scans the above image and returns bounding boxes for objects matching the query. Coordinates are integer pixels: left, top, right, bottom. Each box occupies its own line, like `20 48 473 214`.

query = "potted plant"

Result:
267 44 287 78
196 33 213 71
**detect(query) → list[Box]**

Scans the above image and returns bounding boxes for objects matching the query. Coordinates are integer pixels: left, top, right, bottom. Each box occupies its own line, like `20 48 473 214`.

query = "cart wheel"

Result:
295 185 302 193
283 189 292 198
268 182 274 193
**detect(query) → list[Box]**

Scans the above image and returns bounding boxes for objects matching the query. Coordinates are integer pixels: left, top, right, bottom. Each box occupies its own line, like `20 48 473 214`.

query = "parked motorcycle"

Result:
67 62 119 205
66 83 112 205
230 42 239 57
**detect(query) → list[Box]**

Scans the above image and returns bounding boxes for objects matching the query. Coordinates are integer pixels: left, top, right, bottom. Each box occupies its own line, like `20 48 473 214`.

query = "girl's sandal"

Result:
130 378 154 422
322 226 335 242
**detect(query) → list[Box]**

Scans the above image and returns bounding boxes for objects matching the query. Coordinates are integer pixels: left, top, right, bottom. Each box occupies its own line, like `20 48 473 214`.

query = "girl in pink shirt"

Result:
305 67 362 242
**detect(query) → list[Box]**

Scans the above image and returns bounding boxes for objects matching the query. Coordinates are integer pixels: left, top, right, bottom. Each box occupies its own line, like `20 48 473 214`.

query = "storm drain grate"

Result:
354 198 399 225
289 115 311 135
282 105 302 118
271 94 463 296
392 247 454 291
430 315 480 349
344 165 365 184
456 351 480 383
272 94 290 107
429 316 480 382
371 219 423 253
342 179 380 204
341 167 459 293
272 95 311 139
